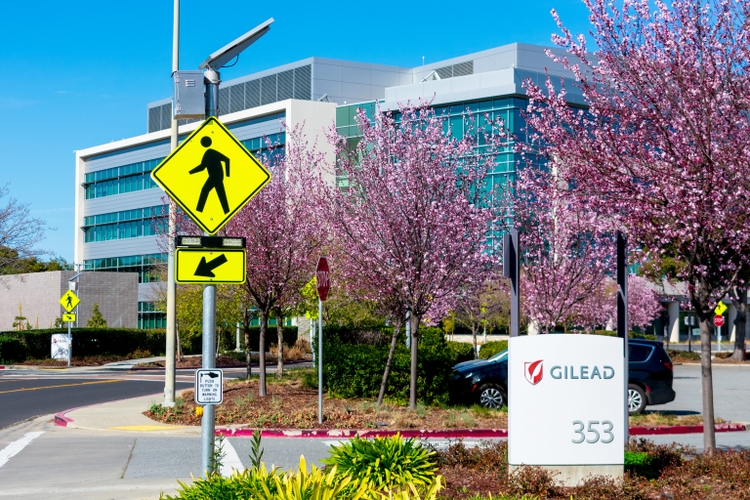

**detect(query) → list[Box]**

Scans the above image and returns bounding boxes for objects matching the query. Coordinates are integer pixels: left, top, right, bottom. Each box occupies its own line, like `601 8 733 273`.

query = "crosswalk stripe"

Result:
0 432 44 469
220 439 245 477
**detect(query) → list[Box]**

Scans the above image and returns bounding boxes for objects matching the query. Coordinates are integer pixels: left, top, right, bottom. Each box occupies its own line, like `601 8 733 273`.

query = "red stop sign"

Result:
714 315 725 327
316 257 330 302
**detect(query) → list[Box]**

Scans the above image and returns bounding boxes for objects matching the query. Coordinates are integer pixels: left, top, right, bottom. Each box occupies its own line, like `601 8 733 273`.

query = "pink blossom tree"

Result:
574 275 663 332
508 167 615 333
523 0 750 451
225 126 328 396
328 103 501 408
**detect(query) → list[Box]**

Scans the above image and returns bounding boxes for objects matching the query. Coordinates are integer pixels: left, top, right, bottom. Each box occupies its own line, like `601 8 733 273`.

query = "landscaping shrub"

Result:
0 335 24 363
163 455 444 500
322 435 437 492
445 340 474 363
0 328 168 359
478 340 508 359
319 326 464 404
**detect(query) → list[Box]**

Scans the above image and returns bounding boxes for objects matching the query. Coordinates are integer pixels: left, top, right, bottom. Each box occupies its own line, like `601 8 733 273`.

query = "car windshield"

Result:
489 350 508 361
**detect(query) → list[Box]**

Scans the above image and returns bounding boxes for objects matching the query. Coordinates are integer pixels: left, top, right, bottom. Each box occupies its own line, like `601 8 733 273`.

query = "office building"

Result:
74 43 583 328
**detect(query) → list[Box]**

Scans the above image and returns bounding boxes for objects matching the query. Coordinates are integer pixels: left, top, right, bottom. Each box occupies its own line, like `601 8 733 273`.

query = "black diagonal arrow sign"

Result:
175 248 246 284
195 254 228 277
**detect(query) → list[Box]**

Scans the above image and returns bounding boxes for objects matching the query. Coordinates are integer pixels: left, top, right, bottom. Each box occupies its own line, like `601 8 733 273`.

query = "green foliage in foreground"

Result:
162 435 444 500
162 456 444 500
321 435 437 492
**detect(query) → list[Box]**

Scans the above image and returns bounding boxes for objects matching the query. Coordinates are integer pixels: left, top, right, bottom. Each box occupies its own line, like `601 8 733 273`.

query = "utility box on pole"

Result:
173 70 205 119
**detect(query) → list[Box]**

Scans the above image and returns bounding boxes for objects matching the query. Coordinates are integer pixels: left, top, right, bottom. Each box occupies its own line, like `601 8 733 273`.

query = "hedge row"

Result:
316 327 473 405
0 326 300 363
0 328 168 362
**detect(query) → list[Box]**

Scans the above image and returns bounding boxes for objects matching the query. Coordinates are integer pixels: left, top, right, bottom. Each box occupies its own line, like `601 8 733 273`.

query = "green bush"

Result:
322 435 437 492
218 326 299 353
163 455 444 500
313 327 462 404
318 326 462 404
0 328 168 359
445 341 474 363
478 340 508 359
0 335 25 363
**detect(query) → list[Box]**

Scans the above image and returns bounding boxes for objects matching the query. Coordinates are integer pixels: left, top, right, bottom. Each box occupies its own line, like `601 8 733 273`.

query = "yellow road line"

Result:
0 379 124 395
0 378 39 383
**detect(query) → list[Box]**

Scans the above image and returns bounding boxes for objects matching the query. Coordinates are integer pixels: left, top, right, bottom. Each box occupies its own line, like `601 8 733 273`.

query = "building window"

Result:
84 158 164 199
83 205 167 243
138 302 166 329
84 253 167 283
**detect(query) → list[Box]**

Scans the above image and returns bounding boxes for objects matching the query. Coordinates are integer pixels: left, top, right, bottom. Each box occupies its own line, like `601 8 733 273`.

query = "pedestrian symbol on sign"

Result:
190 136 231 214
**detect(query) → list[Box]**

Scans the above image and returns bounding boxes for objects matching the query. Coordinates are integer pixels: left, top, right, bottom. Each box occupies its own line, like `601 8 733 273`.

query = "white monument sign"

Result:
51 334 70 360
509 334 625 483
195 369 224 405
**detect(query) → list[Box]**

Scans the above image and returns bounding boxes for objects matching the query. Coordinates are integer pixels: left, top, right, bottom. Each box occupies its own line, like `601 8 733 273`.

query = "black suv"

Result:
449 338 675 414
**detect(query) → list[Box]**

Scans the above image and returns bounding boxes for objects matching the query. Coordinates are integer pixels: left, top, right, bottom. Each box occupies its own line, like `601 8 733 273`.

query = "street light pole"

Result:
197 19 273 477
164 0 180 409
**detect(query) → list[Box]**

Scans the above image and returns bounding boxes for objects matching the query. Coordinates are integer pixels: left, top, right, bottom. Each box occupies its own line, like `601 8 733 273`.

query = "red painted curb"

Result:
216 423 747 439
0 366 5 369
630 423 747 435
216 428 509 438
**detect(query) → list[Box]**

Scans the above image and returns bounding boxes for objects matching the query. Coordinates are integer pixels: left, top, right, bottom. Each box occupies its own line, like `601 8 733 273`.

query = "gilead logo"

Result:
550 365 615 380
524 360 544 385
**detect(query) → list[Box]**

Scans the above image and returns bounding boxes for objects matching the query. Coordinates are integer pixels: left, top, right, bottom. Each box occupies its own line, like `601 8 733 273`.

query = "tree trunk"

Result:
275 306 284 379
731 287 747 361
472 325 479 359
176 322 183 362
259 311 268 397
377 318 402 406
243 309 252 380
409 312 420 410
691 283 716 454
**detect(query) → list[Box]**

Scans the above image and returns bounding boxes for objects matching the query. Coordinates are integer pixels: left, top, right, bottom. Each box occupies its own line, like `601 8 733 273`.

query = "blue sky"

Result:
0 0 592 264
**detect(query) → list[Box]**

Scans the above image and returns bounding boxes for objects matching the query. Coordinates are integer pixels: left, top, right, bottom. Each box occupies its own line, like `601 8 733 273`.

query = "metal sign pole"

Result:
616 232 629 443
318 298 323 424
503 229 520 337
164 0 180 409
67 320 72 367
200 69 220 478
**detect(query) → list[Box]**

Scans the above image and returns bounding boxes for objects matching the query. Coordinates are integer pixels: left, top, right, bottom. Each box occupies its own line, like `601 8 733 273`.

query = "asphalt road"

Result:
0 363 748 500
0 371 192 430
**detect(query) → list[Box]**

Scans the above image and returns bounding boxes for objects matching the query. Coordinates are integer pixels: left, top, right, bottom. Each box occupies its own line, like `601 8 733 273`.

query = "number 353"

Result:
572 420 615 444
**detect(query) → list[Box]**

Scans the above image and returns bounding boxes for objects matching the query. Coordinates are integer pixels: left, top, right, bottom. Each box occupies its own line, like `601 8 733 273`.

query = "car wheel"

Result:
628 384 647 415
478 383 506 409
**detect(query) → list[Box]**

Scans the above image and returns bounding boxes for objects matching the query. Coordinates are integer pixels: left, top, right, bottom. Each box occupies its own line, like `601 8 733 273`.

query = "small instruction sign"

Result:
195 369 224 405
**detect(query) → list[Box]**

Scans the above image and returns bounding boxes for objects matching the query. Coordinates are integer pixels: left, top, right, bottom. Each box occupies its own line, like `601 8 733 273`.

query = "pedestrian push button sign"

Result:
151 116 272 235
195 369 224 405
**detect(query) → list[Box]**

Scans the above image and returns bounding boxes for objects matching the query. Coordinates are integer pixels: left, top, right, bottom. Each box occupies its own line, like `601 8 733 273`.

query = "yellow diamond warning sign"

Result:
59 290 80 313
151 116 272 235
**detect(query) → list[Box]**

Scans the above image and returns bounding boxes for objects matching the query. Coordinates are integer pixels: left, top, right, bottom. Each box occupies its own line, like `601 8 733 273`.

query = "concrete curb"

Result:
54 402 100 427
216 428 510 439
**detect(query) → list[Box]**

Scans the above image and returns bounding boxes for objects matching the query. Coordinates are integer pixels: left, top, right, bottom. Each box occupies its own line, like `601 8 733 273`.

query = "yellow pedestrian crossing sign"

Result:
175 248 246 284
62 313 76 323
715 301 727 316
150 116 272 235
59 291 80 313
